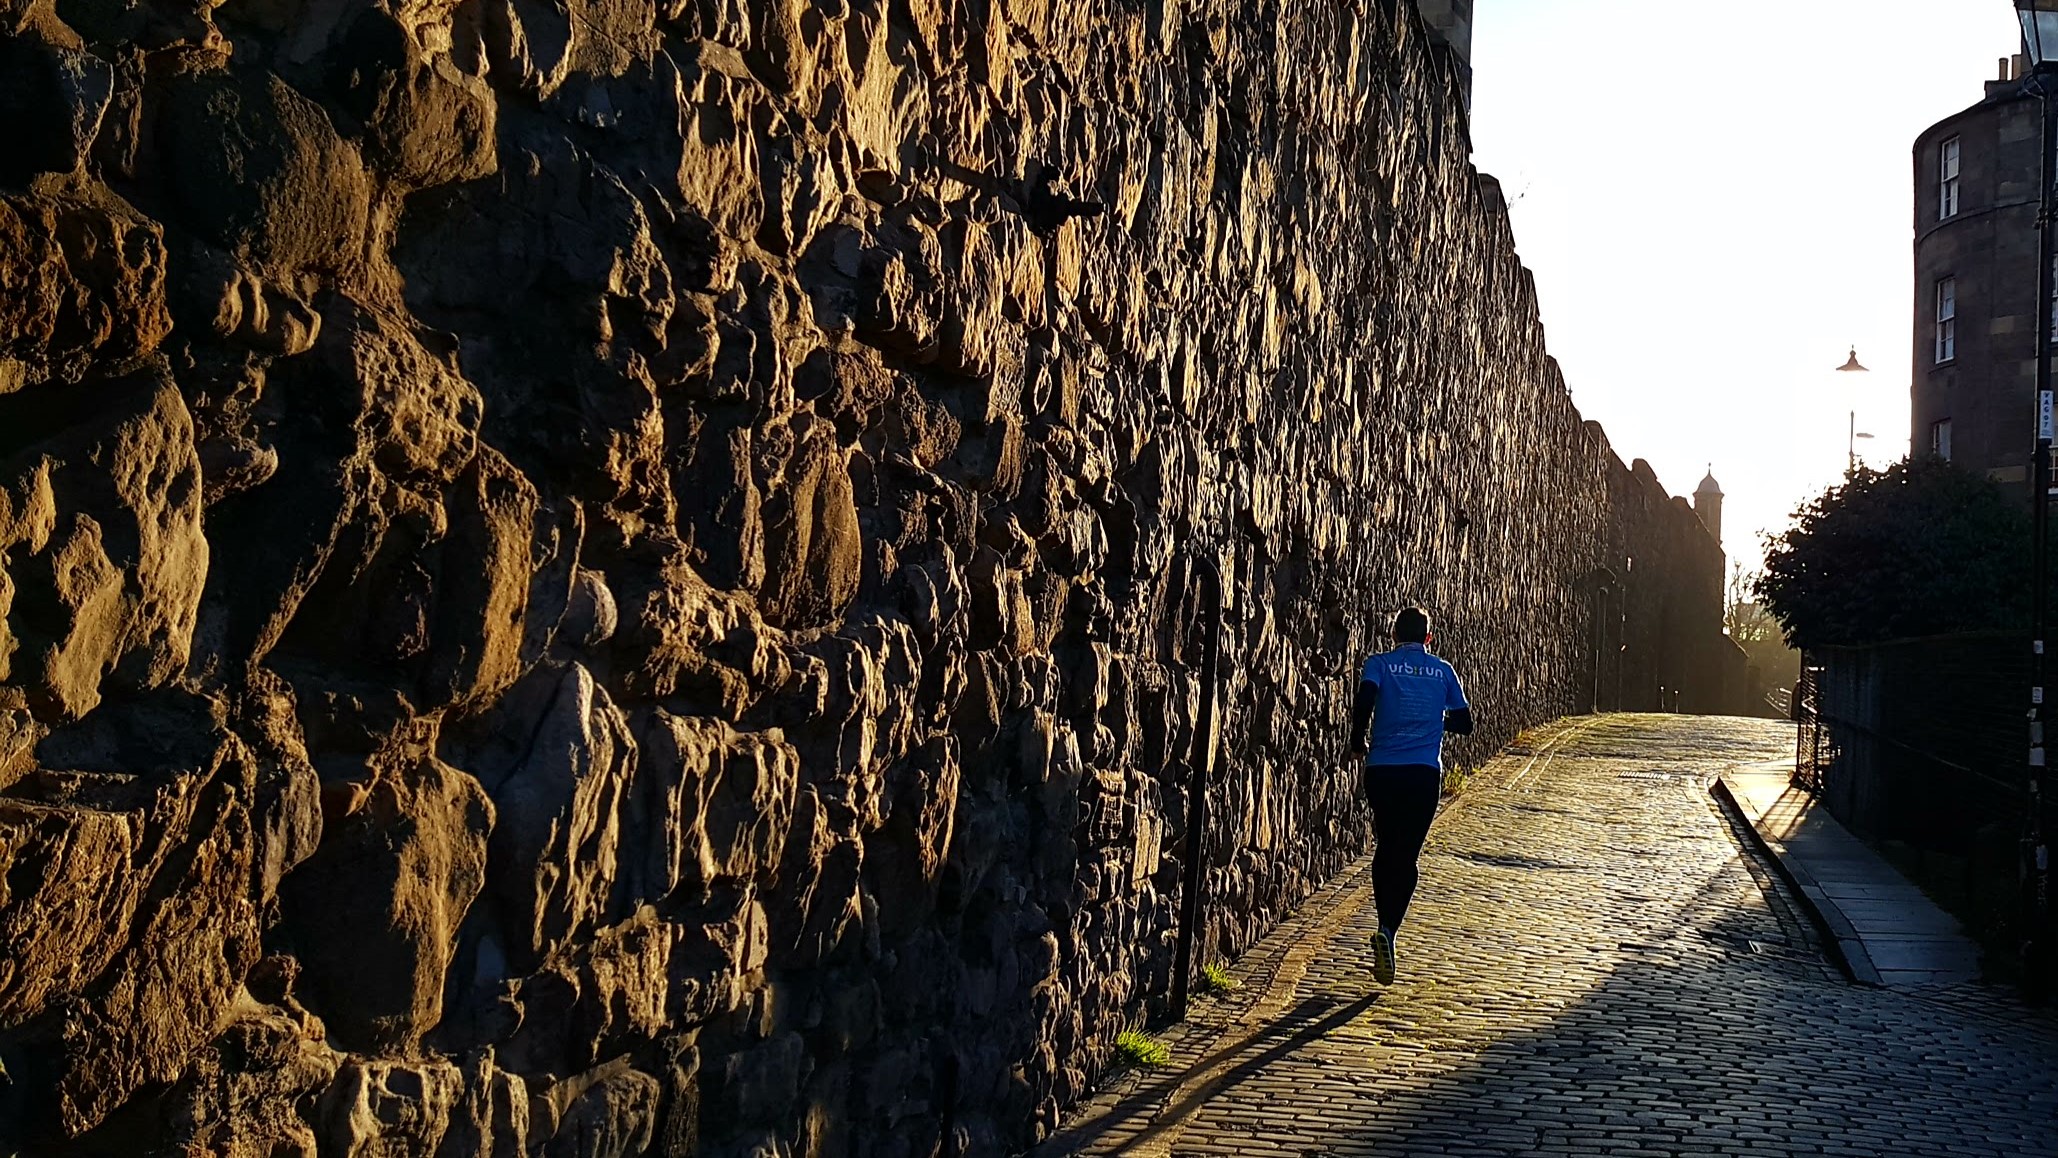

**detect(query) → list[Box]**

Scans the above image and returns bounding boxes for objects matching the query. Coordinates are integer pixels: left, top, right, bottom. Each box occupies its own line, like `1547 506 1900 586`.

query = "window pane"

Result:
1937 278 1954 362
1937 277 1956 362
1940 138 1961 220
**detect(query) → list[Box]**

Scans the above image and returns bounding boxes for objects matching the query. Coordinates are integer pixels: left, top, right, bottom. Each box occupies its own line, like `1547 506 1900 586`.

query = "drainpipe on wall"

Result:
1170 550 1225 1022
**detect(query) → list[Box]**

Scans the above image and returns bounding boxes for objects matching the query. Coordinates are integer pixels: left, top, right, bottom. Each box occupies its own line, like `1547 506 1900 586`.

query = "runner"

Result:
1347 606 1473 984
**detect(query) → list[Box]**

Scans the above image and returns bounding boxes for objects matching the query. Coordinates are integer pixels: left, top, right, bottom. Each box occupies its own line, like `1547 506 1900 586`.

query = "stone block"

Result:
281 757 493 1055
162 63 372 275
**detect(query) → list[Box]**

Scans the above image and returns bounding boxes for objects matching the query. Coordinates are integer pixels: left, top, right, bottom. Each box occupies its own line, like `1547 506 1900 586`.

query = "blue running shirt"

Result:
1362 644 1470 769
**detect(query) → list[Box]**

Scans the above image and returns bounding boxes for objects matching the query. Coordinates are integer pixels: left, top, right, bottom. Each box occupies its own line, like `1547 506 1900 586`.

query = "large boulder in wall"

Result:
0 372 206 724
279 756 493 1055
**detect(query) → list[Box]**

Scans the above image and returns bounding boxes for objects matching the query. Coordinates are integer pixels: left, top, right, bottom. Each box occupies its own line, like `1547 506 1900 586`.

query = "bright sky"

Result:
1470 0 2023 578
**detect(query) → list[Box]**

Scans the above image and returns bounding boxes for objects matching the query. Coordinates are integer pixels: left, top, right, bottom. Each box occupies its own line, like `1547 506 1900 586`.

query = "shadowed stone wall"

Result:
1599 456 1746 716
0 0 1733 1154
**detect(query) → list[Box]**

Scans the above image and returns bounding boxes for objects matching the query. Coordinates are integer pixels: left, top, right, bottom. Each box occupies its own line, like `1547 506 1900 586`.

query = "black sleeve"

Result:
1349 679 1377 751
1444 707 1474 736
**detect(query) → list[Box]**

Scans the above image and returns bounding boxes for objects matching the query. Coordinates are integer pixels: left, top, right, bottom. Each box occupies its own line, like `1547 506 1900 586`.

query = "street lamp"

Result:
2016 0 2055 992
2022 0 2058 62
1837 347 1870 474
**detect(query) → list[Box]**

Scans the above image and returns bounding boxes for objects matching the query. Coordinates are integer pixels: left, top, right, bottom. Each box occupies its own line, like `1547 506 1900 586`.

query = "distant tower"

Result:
1694 467 1724 545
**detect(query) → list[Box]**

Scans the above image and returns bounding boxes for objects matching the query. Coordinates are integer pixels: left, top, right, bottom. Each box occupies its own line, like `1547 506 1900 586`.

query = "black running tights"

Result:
1364 763 1443 933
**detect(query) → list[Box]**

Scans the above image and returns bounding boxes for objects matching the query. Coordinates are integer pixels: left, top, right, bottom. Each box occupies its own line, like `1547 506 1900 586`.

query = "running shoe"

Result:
1370 926 1397 985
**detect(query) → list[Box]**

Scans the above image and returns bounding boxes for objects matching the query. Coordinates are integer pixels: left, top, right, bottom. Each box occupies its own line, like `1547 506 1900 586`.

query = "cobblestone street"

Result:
1044 715 2058 1158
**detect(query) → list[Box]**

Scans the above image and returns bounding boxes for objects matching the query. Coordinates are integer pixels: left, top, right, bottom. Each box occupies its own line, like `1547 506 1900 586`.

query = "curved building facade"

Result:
1911 59 2044 491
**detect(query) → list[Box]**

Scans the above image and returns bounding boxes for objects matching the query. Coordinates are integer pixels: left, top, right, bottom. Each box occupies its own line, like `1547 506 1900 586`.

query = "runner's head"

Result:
1392 607 1431 645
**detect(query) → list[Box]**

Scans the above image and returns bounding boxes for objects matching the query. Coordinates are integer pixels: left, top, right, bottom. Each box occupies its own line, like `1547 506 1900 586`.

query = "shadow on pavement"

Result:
1333 940 2058 1156
1051 752 2058 1154
1241 841 2058 1156
1452 851 1581 872
1048 717 2058 1156
1040 992 1383 1155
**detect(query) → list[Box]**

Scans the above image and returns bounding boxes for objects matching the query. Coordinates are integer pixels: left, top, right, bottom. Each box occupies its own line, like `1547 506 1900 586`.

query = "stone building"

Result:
1911 56 2047 491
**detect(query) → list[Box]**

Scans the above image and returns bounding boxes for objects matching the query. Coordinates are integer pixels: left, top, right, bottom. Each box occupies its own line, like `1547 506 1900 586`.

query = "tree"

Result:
1756 458 2029 649
1727 563 1801 708
1724 563 1783 644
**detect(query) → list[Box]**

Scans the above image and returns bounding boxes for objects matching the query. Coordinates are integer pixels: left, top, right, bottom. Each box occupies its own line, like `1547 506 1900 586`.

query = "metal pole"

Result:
1813 676 1826 795
1848 410 1857 474
2030 72 2055 990
1171 552 1223 1020
1794 658 1807 787
1593 584 1605 713
1616 581 1626 710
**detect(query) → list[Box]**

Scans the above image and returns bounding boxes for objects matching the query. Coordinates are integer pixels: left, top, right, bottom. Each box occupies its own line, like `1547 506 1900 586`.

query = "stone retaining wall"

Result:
0 0 1733 1154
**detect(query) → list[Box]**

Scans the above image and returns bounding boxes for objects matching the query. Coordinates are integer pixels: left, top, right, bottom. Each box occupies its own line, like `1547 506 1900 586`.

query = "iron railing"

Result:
1791 661 1833 796
1794 637 2051 990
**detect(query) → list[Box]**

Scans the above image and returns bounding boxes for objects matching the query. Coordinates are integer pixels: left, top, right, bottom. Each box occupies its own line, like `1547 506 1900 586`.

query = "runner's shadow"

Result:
1041 992 1383 1156
1455 851 1579 872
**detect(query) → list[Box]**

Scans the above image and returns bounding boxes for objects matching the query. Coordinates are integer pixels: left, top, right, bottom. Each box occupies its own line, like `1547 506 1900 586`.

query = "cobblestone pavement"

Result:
1042 715 2058 1158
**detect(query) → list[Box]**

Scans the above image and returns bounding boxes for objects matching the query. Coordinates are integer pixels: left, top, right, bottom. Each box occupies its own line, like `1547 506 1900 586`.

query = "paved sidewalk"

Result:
1041 715 2058 1158
1719 759 1983 988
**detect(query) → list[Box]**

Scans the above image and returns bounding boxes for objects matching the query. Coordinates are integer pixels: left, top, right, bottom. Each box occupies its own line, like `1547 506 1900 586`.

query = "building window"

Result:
1935 276 1957 363
1939 136 1961 220
1930 418 1953 461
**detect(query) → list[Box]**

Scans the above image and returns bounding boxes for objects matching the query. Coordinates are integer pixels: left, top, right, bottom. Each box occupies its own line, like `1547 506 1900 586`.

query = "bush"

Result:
1757 459 2030 648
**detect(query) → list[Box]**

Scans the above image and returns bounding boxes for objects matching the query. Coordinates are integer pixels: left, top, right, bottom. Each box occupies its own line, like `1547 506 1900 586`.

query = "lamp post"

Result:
2015 0 2056 991
1836 346 1870 474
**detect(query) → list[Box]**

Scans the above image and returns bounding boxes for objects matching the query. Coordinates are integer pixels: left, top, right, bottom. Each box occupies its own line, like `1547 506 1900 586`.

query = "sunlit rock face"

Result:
0 0 1728 1154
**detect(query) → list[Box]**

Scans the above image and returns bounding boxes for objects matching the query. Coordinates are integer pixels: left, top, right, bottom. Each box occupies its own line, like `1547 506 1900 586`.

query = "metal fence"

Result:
1791 663 1832 795
1795 634 2051 984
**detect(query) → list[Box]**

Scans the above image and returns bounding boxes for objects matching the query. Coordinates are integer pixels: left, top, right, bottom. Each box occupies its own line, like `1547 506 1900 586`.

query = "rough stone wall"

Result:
0 0 1731 1155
